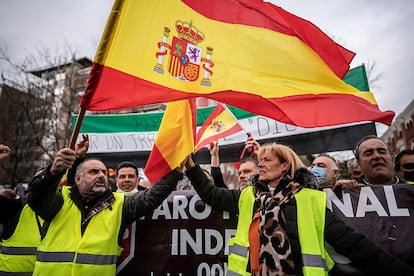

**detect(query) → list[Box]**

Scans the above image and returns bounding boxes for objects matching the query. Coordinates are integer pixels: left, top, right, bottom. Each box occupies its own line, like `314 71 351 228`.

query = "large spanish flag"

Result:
144 99 196 183
81 0 394 127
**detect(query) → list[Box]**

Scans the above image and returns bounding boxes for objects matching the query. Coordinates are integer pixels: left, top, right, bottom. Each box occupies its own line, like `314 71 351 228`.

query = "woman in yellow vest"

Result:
185 142 414 276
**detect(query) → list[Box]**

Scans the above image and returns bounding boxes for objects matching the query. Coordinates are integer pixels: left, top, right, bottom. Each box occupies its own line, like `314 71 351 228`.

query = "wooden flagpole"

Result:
69 108 86 150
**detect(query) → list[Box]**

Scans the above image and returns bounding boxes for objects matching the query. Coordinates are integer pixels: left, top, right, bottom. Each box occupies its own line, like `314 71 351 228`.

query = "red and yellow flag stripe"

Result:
81 0 394 127
144 99 196 183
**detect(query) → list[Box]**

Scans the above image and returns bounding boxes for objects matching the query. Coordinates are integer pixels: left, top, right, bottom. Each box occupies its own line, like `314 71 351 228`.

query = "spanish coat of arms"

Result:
154 20 214 86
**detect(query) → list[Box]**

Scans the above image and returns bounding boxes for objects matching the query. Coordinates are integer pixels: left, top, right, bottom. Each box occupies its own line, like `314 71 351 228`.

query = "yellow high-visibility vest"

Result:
227 185 255 276
0 204 42 274
227 187 334 276
33 186 124 276
296 188 334 275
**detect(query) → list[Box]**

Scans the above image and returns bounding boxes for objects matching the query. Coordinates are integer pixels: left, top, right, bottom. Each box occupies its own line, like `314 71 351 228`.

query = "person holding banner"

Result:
184 142 414 276
27 141 185 275
355 135 407 185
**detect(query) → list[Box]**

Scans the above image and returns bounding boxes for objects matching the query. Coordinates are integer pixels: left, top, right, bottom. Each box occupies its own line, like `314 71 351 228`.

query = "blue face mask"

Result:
311 166 327 185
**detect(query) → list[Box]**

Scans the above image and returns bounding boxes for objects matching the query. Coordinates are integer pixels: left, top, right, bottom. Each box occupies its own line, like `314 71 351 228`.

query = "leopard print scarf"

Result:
254 166 320 276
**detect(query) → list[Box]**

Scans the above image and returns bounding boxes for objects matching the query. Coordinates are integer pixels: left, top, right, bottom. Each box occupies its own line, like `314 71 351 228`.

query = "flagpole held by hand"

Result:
240 132 257 160
69 109 86 150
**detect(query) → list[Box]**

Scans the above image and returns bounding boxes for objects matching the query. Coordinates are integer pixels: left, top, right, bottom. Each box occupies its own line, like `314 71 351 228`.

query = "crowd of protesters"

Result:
1 133 413 275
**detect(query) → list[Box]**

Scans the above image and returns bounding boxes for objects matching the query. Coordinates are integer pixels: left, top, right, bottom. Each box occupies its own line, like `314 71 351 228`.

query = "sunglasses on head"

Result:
401 163 414 170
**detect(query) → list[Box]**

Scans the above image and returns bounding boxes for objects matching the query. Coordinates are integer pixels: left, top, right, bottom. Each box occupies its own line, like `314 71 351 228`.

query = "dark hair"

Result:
240 157 258 167
394 149 414 171
116 161 138 177
354 135 386 161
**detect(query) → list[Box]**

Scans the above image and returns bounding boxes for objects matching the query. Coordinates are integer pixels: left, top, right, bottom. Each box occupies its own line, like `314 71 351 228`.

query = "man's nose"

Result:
372 150 383 159
98 170 107 177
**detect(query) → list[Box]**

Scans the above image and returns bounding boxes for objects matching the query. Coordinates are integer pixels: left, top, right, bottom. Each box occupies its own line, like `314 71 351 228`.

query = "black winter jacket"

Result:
186 165 414 276
28 165 182 245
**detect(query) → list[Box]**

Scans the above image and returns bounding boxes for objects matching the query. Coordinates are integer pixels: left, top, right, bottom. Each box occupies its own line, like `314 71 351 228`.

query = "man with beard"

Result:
27 144 184 275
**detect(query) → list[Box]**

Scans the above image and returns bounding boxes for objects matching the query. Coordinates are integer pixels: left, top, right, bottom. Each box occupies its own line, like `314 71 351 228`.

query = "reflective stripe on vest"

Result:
227 186 255 276
37 251 118 265
0 246 37 256
0 272 33 276
76 253 118 265
296 188 335 275
226 270 243 276
229 243 248 258
302 253 329 270
0 204 42 274
37 252 75 262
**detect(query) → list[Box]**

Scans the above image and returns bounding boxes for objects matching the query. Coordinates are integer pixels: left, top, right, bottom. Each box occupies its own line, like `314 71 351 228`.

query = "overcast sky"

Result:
1 0 413 135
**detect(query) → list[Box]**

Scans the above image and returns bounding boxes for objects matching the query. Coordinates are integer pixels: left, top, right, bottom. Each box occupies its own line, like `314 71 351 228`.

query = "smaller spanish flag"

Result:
194 103 243 152
144 99 196 183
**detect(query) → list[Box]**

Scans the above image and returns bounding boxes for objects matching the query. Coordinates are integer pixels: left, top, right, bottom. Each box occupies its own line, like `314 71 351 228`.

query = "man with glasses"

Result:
394 149 414 184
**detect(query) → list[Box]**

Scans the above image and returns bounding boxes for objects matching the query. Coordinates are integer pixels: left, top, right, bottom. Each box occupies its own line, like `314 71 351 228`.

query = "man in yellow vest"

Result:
0 190 42 275
27 138 185 275
0 144 43 274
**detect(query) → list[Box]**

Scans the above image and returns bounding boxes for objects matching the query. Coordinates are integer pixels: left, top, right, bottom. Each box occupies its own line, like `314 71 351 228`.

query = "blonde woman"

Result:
185 142 413 276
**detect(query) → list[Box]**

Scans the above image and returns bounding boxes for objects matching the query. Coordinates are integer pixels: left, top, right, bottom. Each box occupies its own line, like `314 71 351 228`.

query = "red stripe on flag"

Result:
144 145 173 184
195 124 244 153
81 64 196 111
82 64 394 126
194 103 243 152
144 99 196 183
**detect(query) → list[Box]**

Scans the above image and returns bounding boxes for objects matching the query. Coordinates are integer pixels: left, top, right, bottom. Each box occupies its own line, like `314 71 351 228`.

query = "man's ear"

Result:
75 175 81 186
